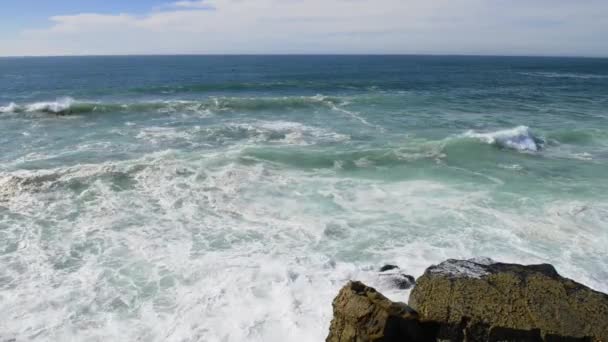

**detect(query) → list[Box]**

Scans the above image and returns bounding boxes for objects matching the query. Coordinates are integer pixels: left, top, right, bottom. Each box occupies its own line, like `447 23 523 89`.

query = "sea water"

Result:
0 55 607 341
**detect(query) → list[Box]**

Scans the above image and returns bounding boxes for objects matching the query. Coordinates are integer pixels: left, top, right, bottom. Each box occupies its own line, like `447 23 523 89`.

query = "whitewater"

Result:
1 55 607 341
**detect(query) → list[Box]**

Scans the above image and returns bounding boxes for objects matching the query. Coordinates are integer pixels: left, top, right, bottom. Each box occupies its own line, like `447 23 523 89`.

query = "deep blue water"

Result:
1 56 607 341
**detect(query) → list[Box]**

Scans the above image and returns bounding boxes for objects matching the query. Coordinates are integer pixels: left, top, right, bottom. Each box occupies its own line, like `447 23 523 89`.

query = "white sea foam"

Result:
498 163 524 171
0 97 77 114
0 102 19 113
1 147 607 341
0 95 359 120
325 99 385 131
463 126 542 152
132 120 349 148
25 97 75 113
136 126 195 144
223 120 350 145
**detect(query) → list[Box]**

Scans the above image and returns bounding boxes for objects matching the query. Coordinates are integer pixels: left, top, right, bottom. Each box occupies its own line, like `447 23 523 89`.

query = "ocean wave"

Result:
209 95 342 111
0 95 344 116
519 72 608 80
461 126 543 152
240 143 445 170
225 120 351 145
24 97 76 114
545 129 608 146
0 102 19 113
133 120 350 147
0 163 146 201
129 80 383 94
0 97 102 115
240 126 547 170
1 146 607 342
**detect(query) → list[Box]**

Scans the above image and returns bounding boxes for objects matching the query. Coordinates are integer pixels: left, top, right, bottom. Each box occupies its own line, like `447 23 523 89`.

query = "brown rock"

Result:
326 281 438 342
409 259 608 342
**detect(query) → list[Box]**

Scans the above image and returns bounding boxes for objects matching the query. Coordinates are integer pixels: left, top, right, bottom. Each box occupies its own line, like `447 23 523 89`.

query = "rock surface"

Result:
409 259 608 341
380 265 400 272
327 281 437 342
379 265 417 290
327 259 608 342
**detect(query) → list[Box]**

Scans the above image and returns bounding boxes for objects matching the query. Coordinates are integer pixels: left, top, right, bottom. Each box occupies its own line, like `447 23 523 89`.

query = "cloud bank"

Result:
1 0 608 56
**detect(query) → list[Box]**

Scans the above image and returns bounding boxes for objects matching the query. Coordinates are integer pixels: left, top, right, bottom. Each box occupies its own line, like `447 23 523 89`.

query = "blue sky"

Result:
0 0 163 30
1 0 607 57
1 0 159 14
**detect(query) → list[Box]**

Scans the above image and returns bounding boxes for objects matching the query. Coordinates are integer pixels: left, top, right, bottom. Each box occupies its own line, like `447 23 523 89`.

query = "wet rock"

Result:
409 259 608 342
395 274 416 290
326 281 438 342
380 273 416 290
328 259 608 341
380 265 400 272
379 265 416 290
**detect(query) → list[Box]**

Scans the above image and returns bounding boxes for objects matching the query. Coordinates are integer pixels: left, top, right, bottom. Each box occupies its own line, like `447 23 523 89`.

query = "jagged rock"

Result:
381 273 416 290
328 259 608 341
390 274 416 290
379 265 417 290
326 281 438 342
380 265 400 272
409 259 608 342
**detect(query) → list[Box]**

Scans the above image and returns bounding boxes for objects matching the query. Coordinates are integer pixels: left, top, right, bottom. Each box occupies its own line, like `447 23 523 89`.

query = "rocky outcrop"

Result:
327 281 438 342
379 265 416 290
327 259 608 342
409 259 608 341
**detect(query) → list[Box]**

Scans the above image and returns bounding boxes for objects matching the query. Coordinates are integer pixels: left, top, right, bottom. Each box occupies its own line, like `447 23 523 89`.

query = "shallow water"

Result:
1 55 607 341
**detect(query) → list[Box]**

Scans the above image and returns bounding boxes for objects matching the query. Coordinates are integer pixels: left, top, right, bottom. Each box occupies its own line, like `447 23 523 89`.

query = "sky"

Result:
1 0 607 57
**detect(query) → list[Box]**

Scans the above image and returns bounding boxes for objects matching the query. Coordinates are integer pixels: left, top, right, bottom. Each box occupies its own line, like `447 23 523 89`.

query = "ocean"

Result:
1 55 607 341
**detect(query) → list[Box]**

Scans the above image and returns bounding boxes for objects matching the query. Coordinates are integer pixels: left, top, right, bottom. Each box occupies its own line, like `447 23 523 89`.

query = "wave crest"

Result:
1 97 77 115
0 95 343 116
0 102 19 113
462 126 543 152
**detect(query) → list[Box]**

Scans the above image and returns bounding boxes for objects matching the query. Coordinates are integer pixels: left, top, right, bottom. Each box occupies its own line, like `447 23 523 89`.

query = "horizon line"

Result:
1 53 607 59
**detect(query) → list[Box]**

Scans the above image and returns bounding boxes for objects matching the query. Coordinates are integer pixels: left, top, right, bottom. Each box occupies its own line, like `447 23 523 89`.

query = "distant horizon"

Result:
2 53 608 59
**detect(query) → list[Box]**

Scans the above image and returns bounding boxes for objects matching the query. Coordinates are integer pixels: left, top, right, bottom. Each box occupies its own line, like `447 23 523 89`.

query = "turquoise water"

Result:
1 56 607 341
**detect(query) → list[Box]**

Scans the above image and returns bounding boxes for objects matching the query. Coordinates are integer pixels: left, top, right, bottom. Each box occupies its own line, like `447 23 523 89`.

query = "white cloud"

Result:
2 0 608 56
170 0 215 10
169 0 215 10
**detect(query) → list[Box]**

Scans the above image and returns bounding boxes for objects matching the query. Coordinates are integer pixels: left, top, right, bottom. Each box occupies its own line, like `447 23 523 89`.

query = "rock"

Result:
327 259 608 341
326 281 438 342
409 259 608 341
392 274 416 290
381 273 416 290
380 265 400 272
379 265 417 290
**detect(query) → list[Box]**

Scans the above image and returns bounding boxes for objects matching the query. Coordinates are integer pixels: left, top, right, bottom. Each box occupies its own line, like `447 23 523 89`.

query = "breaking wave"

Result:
135 120 351 147
0 163 147 201
461 126 544 152
0 97 85 114
0 95 344 115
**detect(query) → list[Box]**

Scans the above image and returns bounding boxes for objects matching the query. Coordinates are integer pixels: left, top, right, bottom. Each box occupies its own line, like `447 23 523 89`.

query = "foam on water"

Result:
2 56 608 342
462 126 543 152
133 121 350 148
26 97 75 114
0 95 347 117
0 102 19 113
1 147 607 341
